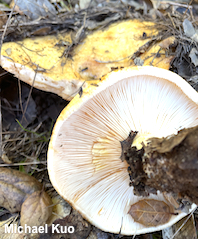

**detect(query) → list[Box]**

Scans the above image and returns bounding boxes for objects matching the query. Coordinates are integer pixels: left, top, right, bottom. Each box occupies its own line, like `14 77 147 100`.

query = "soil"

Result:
123 126 198 208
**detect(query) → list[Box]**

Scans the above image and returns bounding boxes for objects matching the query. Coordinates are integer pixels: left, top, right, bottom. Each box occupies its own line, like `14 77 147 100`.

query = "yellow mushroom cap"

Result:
1 20 172 100
47 66 198 235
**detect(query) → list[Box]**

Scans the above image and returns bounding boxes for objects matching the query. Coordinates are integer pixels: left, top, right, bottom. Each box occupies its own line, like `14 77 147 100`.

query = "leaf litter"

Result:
0 0 198 238
20 190 53 229
0 167 42 213
128 199 176 227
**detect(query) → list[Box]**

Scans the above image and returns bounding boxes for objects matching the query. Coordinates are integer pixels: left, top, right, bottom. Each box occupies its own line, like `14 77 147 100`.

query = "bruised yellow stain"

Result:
98 207 104 215
92 138 112 172
132 133 152 150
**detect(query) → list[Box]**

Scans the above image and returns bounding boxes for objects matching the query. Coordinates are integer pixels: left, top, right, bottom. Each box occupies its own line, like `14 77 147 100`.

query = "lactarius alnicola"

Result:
48 66 198 235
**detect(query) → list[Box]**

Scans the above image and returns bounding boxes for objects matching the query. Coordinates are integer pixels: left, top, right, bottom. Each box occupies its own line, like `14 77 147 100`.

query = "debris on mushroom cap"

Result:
128 199 175 227
1 19 173 100
47 66 197 235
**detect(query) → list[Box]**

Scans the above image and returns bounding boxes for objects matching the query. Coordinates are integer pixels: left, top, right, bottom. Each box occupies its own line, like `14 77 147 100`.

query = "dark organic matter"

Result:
122 125 198 205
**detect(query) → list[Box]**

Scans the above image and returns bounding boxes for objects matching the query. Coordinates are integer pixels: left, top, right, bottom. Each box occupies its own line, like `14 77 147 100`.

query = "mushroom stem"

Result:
124 125 198 205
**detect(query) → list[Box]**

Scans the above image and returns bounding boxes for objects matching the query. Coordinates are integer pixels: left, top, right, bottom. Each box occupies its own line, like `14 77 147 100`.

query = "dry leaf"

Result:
162 214 197 239
20 190 53 228
1 154 12 164
10 0 57 20
0 180 26 213
128 199 173 227
163 193 180 209
159 36 176 49
0 168 42 212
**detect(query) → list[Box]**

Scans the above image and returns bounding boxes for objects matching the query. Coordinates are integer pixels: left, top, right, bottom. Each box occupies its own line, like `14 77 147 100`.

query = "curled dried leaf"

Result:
128 199 174 227
0 168 42 213
10 0 56 20
0 168 42 194
1 154 12 164
20 190 53 228
0 181 26 213
163 193 180 209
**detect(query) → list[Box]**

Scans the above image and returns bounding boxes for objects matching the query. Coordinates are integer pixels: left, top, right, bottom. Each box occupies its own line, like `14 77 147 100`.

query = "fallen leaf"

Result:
1 154 12 164
159 36 176 49
0 180 26 213
20 190 53 228
128 199 173 227
163 193 180 209
10 0 57 20
0 168 42 212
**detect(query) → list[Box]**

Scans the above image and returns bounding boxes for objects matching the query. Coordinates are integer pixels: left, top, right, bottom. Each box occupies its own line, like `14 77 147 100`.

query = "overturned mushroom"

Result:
47 66 197 235
1 20 173 100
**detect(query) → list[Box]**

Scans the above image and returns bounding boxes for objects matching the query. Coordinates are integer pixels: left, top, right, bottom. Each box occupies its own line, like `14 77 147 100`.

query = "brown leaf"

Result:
0 168 42 213
128 199 173 227
10 0 56 20
163 193 180 209
0 180 26 213
20 190 53 228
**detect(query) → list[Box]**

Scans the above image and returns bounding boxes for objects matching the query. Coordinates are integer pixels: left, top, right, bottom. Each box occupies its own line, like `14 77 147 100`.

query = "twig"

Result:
167 12 176 29
170 208 197 239
18 79 24 124
183 0 194 16
0 161 47 167
0 99 2 158
160 1 193 8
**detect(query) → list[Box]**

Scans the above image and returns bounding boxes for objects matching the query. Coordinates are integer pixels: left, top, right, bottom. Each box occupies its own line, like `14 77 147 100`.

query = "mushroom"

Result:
1 19 173 100
47 66 198 235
